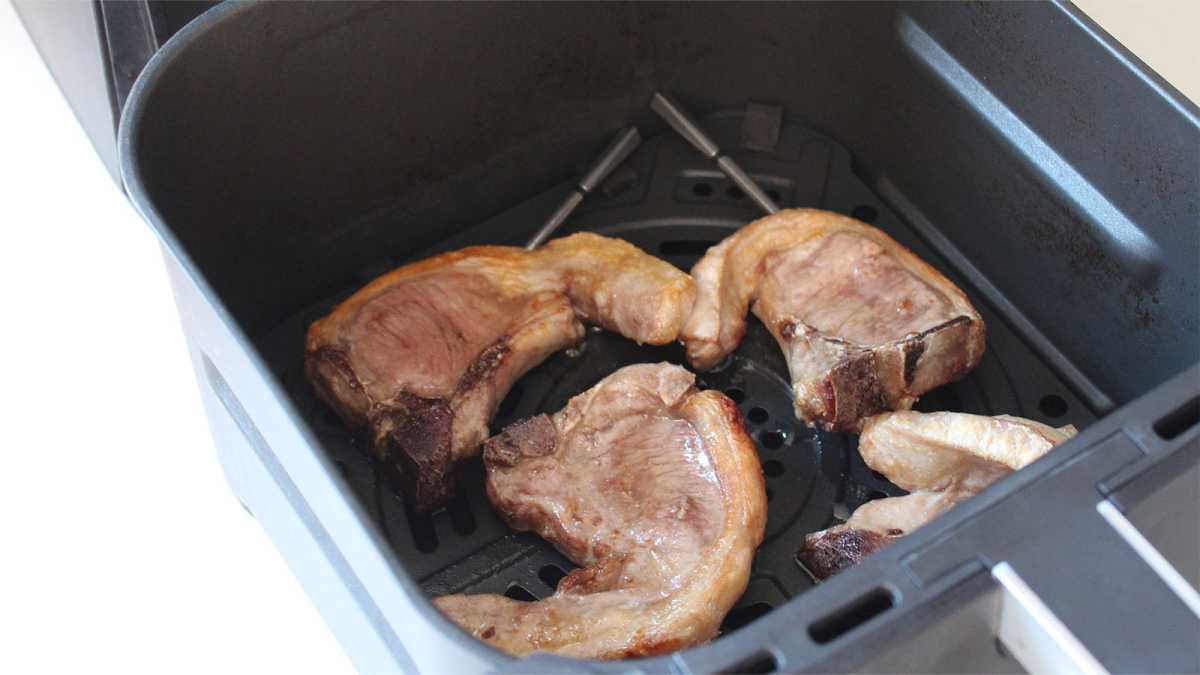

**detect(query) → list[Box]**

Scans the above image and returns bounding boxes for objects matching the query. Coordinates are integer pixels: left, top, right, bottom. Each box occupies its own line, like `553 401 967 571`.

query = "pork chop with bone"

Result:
797 410 1077 579
682 209 986 432
435 363 767 659
306 233 695 510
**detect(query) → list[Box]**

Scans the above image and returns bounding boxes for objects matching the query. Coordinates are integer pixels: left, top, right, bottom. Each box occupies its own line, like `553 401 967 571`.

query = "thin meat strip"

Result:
797 411 1077 579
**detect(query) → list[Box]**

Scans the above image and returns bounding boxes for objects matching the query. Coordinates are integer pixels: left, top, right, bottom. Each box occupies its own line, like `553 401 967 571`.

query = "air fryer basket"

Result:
119 2 1199 673
260 113 1095 609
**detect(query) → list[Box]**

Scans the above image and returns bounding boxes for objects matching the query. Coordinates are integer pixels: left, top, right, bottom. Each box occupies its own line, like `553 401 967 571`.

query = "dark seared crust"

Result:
824 351 885 433
901 337 927 387
457 340 510 395
483 415 557 469
371 393 454 510
796 528 891 580
920 315 972 337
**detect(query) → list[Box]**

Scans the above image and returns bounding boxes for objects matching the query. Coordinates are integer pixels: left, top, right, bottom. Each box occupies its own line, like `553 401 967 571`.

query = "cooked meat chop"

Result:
797 411 1077 579
306 233 696 510
682 209 986 432
435 363 767 659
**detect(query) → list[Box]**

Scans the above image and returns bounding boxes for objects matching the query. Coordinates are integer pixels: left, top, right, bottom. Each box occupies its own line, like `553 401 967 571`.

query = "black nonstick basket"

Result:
118 2 1199 672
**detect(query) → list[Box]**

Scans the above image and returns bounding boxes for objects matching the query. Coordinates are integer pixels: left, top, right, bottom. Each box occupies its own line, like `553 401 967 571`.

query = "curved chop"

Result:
435 363 767 659
682 209 986 432
306 233 695 510
797 411 1077 579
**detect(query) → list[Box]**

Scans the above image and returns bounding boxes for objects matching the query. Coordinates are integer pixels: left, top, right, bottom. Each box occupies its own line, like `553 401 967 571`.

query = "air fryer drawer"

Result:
119 2 1200 672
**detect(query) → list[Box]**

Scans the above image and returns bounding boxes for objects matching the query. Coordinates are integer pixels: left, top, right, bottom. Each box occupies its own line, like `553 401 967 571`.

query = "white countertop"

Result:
0 2 353 673
1072 0 1199 106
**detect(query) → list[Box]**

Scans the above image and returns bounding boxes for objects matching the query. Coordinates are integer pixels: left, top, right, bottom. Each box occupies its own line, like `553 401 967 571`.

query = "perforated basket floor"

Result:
259 111 1094 638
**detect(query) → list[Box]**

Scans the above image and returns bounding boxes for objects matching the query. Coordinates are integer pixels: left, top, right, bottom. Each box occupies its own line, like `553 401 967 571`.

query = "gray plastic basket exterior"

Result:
118 2 1199 672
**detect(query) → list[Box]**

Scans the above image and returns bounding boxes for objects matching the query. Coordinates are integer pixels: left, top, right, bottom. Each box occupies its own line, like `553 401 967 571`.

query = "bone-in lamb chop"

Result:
435 363 767 659
681 209 986 432
797 411 1077 579
306 233 696 510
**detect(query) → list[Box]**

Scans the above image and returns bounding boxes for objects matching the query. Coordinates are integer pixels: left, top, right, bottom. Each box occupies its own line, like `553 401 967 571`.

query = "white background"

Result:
0 2 1193 674
0 1 353 673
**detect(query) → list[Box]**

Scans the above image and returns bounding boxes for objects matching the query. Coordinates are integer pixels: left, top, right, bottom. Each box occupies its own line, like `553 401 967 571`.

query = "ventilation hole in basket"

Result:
404 505 438 553
809 587 894 644
447 495 476 536
719 650 778 674
867 490 889 501
766 189 782 202
727 185 746 200
496 382 524 420
504 583 537 602
693 182 714 197
659 240 718 257
720 602 774 632
760 431 784 449
851 205 879 223
1155 396 1199 440
538 564 568 590
1038 394 1068 418
747 407 769 424
763 460 785 477
725 387 746 403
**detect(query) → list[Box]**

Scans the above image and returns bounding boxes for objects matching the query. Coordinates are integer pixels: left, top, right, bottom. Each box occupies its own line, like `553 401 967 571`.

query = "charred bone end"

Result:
796 527 895 581
483 414 557 470
372 393 455 512
305 345 372 430
784 315 983 433
822 350 887 433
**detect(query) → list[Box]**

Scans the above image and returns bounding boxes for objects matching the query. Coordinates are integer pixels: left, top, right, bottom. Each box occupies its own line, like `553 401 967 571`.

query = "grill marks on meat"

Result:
435 364 767 659
306 234 696 510
797 411 1077 579
682 209 986 432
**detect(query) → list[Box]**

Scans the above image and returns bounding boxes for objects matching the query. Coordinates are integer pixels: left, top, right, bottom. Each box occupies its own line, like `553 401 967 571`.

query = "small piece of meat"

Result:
798 491 961 580
681 209 986 432
306 233 695 510
797 411 1077 579
435 363 767 659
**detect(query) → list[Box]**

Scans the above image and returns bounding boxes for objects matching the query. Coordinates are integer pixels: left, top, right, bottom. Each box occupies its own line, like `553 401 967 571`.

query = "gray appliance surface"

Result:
115 2 1198 673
